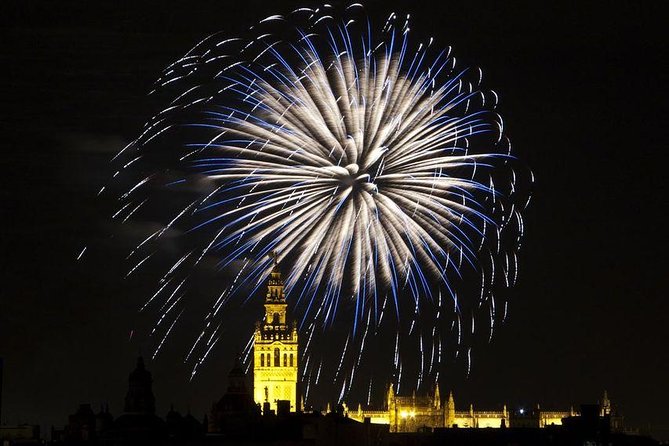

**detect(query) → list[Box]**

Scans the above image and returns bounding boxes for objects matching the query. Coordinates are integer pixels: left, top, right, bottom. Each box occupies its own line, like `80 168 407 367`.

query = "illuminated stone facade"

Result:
346 385 608 432
253 260 299 413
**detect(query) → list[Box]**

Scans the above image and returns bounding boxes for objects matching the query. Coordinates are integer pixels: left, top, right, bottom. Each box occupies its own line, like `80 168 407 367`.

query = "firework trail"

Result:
108 4 532 404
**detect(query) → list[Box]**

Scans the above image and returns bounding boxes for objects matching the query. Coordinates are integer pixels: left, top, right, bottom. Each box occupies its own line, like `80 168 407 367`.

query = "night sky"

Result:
2 0 667 441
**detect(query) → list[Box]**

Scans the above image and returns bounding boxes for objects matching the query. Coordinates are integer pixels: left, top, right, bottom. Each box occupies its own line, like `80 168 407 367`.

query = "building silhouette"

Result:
123 357 155 414
208 356 259 434
110 356 167 442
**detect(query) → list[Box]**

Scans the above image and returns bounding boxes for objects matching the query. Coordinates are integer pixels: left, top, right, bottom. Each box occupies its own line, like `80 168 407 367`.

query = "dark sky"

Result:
2 0 667 441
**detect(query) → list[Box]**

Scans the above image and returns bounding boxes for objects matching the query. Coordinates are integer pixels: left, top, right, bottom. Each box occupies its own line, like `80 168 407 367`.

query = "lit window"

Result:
274 348 280 366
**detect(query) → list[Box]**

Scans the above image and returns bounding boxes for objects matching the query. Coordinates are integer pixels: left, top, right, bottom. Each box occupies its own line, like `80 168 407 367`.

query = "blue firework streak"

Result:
109 4 532 403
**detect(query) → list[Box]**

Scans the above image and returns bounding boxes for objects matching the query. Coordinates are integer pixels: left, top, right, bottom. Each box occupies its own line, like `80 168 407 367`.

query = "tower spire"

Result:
601 390 611 416
266 252 285 302
445 391 455 428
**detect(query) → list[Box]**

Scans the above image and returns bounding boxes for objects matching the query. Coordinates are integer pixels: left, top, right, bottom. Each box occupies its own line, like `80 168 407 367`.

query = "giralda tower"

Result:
253 256 298 412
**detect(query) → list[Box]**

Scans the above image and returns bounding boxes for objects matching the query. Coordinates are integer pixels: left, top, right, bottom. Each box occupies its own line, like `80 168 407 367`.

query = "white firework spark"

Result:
108 4 531 404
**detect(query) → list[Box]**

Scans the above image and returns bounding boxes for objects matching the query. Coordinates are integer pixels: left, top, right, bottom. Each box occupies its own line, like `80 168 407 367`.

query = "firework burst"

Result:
108 4 532 403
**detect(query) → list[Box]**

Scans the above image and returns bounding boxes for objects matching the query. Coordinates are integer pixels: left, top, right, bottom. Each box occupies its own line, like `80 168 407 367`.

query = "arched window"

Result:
260 354 265 367
283 353 287 367
266 353 270 367
289 353 294 367
274 348 280 366
273 312 280 324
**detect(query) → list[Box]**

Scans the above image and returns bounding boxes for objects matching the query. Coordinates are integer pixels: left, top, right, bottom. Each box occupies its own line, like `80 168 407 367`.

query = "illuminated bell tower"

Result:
253 256 298 413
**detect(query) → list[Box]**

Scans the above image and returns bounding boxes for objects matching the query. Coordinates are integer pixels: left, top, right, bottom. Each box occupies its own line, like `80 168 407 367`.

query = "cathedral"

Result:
250 260 617 433
344 385 611 432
